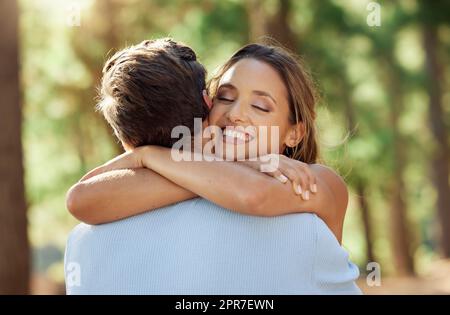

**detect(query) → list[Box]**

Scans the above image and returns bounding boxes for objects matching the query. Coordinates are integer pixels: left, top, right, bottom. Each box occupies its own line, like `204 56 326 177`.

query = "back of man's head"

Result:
97 38 209 149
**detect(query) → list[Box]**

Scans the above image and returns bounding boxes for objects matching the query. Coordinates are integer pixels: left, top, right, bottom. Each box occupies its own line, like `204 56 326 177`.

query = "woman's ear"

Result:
284 122 305 148
203 90 213 109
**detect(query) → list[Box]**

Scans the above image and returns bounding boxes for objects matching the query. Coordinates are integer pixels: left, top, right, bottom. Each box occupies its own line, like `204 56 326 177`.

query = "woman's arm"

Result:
66 168 196 225
67 146 346 242
137 146 347 242
66 146 305 226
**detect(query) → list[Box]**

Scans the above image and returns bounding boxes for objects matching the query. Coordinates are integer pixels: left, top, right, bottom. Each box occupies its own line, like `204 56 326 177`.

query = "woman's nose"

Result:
227 102 248 124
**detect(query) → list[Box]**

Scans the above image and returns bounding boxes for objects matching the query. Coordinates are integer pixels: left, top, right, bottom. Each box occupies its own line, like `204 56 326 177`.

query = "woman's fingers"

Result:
272 170 288 183
258 155 316 201
276 156 305 198
292 180 302 196
282 167 301 193
278 167 308 199
255 161 289 183
296 168 311 201
270 169 312 201
301 165 317 194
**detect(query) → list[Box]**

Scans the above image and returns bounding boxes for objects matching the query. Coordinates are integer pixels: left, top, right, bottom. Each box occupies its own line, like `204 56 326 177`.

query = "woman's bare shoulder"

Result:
309 164 348 212
309 163 349 243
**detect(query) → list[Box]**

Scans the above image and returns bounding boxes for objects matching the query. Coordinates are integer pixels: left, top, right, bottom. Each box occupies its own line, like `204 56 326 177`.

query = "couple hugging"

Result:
64 38 361 294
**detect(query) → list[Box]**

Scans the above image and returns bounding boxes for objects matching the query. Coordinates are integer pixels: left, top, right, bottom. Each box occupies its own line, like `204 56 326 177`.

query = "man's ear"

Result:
284 122 305 149
203 90 213 110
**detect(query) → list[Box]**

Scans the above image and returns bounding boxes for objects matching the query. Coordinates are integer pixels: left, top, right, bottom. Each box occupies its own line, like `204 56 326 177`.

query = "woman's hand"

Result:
79 147 150 182
239 154 317 201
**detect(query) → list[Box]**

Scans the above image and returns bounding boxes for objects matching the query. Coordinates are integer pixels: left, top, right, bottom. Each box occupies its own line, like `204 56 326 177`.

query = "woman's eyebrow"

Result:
253 90 277 104
218 83 236 90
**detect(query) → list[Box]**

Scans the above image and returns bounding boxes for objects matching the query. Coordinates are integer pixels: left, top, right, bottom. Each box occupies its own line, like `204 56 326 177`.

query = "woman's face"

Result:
208 58 300 160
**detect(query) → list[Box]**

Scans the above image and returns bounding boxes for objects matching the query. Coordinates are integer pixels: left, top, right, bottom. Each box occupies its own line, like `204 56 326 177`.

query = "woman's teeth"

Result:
222 128 253 144
223 129 247 141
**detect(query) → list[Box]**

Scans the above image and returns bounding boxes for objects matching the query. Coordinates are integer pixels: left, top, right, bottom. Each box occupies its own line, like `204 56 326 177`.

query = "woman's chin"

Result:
214 136 261 161
215 143 260 161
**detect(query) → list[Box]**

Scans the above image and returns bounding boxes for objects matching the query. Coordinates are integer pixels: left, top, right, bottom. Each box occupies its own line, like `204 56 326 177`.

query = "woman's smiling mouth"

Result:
222 127 255 145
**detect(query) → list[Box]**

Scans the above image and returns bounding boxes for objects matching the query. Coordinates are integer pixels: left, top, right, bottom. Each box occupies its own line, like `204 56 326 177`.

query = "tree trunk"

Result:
0 0 30 294
389 157 415 275
357 181 376 264
70 0 124 156
245 0 267 42
267 0 297 51
246 0 297 51
384 57 415 276
341 79 377 264
423 24 450 257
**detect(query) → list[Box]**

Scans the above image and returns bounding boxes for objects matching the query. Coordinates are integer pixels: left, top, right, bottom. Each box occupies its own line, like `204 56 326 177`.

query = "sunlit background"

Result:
1 0 449 294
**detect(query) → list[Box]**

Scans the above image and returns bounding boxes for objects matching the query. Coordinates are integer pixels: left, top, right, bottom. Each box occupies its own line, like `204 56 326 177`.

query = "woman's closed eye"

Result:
217 97 234 103
217 97 270 112
251 99 272 112
252 105 270 112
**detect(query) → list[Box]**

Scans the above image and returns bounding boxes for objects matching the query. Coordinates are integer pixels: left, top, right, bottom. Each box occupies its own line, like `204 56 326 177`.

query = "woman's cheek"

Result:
266 125 285 155
207 107 220 125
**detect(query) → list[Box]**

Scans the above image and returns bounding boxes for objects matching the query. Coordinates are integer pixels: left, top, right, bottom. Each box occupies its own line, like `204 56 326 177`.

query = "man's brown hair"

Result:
97 38 209 148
